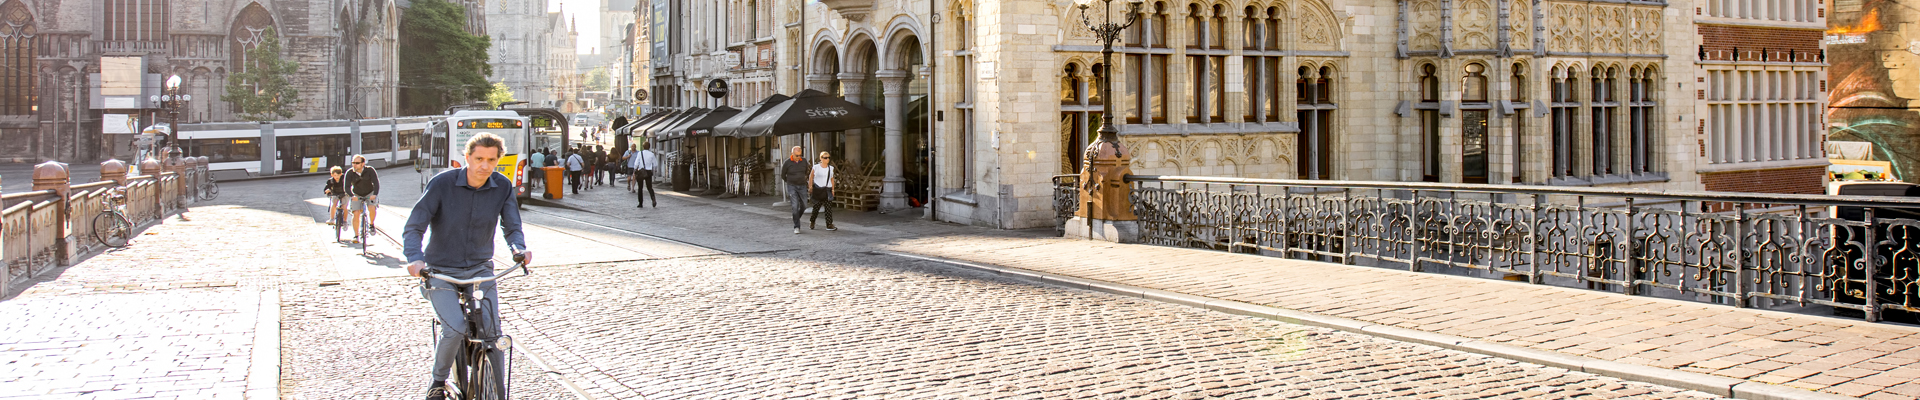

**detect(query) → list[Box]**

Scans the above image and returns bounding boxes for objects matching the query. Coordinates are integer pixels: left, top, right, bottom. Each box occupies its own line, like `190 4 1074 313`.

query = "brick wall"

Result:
1698 25 1823 62
1700 165 1828 195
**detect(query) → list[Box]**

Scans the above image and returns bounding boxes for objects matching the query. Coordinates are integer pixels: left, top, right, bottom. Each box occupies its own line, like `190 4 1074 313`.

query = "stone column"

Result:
838 72 867 167
876 69 910 211
32 161 71 267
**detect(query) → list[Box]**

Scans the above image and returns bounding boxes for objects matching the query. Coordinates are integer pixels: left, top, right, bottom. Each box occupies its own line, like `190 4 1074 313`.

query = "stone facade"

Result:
486 0 555 105
917 0 1829 229
632 0 1830 230
0 0 403 162
548 11 581 112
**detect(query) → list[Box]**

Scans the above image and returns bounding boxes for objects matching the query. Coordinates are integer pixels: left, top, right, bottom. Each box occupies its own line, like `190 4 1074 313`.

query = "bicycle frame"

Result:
424 259 529 400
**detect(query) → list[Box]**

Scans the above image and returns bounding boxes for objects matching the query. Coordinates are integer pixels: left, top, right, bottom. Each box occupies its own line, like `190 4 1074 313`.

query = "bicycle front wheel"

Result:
201 182 220 200
92 211 132 248
472 348 506 400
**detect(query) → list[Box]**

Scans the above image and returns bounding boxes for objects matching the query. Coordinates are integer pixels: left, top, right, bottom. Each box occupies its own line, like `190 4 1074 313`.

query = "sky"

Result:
550 0 600 54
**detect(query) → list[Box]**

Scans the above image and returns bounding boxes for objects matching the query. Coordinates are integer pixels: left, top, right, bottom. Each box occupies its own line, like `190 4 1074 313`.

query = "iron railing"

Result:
1052 175 1080 236
1053 174 1920 322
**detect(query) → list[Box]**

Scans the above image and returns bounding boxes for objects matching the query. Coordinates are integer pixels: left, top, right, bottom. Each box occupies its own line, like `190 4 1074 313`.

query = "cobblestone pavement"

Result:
279 278 573 400
498 252 1724 399
0 289 256 399
883 235 1920 399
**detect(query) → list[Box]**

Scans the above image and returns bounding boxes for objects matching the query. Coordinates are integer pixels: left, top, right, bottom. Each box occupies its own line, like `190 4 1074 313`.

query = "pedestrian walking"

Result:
808 152 837 231
629 142 659 207
566 149 585 194
781 146 810 234
527 148 547 192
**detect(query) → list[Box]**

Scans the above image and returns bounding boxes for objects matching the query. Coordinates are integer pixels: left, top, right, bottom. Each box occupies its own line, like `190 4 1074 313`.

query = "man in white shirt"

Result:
627 142 659 207
565 149 585 195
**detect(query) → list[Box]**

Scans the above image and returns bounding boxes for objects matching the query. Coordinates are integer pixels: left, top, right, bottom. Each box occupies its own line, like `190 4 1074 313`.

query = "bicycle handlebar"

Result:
422 251 530 286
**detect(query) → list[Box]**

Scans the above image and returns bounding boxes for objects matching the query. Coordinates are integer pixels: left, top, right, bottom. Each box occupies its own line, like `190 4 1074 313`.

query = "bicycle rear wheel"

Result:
201 181 220 200
92 211 132 248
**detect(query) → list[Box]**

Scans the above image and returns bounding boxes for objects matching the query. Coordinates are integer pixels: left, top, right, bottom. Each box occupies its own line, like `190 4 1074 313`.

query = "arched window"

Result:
1266 7 1281 50
1592 66 1616 175
1210 4 1226 49
1628 67 1656 174
1462 63 1490 183
1463 63 1488 103
1061 64 1081 104
1549 67 1577 178
1187 4 1204 49
1243 6 1260 51
1297 66 1335 180
1419 64 1440 181
1126 2 1171 124
1511 63 1528 183
0 0 36 116
1264 7 1283 121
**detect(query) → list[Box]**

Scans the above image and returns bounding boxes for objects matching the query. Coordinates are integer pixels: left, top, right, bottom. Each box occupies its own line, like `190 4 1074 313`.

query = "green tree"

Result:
398 0 492 115
221 27 301 121
584 67 611 92
485 82 517 109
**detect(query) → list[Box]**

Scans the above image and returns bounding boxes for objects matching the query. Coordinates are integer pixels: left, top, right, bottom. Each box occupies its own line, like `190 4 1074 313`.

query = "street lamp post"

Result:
1069 0 1144 243
148 75 191 157
1076 0 1142 145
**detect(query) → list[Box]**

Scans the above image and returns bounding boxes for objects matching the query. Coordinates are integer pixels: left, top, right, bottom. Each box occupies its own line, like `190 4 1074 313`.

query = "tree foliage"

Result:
221 27 301 121
485 81 517 109
398 0 492 115
584 67 611 92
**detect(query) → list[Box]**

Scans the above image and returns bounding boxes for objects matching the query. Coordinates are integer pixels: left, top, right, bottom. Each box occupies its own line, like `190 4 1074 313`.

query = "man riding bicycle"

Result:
344 155 381 243
404 132 531 400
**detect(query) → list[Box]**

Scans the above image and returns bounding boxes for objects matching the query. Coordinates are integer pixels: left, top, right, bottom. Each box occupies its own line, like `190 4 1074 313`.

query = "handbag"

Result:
810 166 834 202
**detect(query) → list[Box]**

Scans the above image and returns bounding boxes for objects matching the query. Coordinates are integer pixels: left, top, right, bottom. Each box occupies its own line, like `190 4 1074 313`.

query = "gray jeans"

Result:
786 183 809 229
421 266 504 383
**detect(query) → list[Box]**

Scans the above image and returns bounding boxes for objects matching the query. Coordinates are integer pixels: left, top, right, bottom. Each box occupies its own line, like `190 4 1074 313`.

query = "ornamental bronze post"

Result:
1069 0 1144 242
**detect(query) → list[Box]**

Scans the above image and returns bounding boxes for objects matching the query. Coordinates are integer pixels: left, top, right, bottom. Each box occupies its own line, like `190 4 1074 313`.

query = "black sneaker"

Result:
425 386 448 400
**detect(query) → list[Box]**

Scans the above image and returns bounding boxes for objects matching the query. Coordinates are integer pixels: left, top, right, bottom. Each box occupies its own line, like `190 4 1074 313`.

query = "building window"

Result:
1126 2 1170 124
1298 66 1336 180
1591 67 1616 176
1550 67 1578 178
1705 68 1815 165
957 11 976 189
105 0 169 42
1061 63 1105 174
0 0 35 116
1628 67 1655 174
1419 63 1440 182
1463 63 1489 183
1511 63 1528 183
1210 4 1226 50
1185 4 1223 123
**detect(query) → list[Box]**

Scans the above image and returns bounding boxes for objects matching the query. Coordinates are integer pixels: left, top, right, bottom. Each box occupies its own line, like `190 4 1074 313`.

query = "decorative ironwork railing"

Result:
1052 175 1080 235
1052 175 1920 322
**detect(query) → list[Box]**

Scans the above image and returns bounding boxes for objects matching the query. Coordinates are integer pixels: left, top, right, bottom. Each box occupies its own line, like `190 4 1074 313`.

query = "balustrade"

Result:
1056 174 1920 322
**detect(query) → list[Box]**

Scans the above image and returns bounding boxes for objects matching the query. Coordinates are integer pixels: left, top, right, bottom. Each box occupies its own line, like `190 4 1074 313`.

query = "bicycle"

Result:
422 251 530 400
350 195 376 257
329 195 348 243
92 187 134 249
198 173 220 201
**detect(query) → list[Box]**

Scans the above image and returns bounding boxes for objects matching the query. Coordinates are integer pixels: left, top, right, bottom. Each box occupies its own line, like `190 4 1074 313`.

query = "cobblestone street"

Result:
0 171 1781 399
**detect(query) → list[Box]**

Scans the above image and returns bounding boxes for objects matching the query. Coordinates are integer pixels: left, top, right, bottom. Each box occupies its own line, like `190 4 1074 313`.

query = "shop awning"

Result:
713 94 792 138
683 106 743 138
735 89 879 138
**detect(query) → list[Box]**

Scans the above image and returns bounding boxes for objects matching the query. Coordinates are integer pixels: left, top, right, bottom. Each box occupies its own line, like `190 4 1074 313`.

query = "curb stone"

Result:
249 289 281 400
877 250 1863 400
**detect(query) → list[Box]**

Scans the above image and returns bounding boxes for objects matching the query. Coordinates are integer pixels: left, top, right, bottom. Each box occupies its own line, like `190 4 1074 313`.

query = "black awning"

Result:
735 89 879 137
653 108 708 140
713 94 792 138
683 106 743 138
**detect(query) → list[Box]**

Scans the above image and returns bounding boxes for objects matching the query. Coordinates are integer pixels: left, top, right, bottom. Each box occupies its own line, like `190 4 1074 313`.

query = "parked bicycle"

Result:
421 251 530 400
92 187 134 248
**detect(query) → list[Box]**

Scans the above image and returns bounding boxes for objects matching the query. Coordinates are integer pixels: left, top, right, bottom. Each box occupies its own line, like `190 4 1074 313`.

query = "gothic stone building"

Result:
900 0 1829 229
0 0 401 162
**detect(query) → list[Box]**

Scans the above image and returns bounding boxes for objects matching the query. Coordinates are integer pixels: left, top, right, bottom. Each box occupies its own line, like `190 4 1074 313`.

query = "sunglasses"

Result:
353 162 364 165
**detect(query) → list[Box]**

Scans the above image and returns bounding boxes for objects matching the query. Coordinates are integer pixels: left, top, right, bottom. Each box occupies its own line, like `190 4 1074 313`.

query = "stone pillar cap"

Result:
32 161 69 180
100 159 129 173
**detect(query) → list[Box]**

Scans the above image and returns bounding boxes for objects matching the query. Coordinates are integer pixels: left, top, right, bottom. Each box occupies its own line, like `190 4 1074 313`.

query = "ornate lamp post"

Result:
1069 0 1144 243
148 75 191 157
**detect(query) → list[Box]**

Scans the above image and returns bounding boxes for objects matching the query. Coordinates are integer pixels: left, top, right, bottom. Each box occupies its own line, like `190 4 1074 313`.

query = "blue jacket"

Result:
403 169 527 273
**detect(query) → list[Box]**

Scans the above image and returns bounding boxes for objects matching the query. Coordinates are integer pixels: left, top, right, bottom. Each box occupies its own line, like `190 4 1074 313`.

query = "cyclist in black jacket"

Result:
344 155 382 243
323 166 346 225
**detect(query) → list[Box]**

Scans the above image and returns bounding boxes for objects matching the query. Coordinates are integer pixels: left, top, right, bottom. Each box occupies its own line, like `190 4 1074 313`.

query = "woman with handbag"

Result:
808 152 837 231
